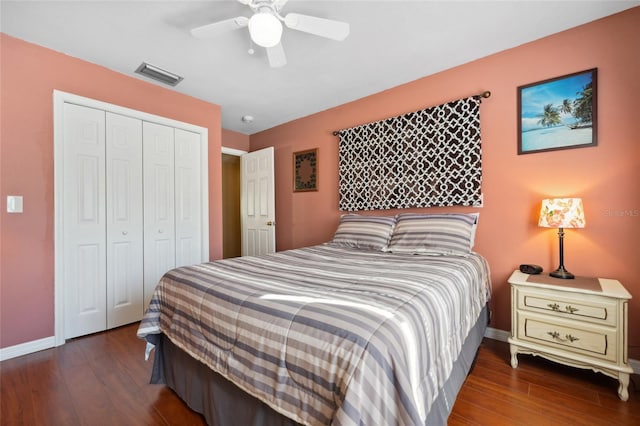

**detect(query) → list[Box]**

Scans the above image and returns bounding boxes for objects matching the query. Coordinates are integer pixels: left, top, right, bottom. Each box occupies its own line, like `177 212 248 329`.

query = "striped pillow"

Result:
331 214 396 251
387 213 478 256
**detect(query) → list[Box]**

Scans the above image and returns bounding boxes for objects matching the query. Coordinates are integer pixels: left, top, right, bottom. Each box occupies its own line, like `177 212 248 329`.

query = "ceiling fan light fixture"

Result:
248 12 282 48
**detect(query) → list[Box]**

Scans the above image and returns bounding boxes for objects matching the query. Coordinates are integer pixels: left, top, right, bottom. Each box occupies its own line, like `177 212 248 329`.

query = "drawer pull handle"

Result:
565 305 579 314
566 334 579 342
547 303 560 311
547 331 580 343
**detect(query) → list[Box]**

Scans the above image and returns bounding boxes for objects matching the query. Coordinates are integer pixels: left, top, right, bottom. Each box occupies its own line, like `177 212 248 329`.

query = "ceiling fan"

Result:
190 0 350 68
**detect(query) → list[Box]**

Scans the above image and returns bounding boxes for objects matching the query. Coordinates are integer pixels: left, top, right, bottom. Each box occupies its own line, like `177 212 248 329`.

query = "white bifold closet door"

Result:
142 122 203 308
106 112 144 330
174 127 203 269
56 92 209 343
142 122 176 309
63 105 143 339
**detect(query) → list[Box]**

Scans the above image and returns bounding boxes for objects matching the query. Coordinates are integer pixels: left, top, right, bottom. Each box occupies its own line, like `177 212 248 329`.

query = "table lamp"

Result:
538 198 586 279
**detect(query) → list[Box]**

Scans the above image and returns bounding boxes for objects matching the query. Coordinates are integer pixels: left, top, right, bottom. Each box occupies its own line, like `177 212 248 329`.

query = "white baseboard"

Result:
0 336 56 362
484 326 510 342
484 326 639 374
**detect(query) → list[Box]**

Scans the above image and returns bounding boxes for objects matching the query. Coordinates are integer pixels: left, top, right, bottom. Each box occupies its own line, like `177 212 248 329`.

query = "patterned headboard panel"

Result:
338 96 483 211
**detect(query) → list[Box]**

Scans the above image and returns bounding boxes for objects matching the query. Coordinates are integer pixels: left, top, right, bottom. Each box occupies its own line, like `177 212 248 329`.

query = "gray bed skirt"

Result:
149 305 489 425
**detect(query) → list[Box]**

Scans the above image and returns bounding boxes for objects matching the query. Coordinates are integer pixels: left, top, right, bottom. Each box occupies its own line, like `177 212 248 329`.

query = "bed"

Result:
137 213 491 425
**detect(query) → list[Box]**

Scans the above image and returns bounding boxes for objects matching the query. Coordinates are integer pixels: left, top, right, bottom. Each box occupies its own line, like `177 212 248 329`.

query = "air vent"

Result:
135 62 183 86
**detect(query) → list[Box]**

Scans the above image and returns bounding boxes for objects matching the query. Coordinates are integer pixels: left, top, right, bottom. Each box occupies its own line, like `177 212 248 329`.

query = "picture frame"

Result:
518 68 597 155
293 148 318 192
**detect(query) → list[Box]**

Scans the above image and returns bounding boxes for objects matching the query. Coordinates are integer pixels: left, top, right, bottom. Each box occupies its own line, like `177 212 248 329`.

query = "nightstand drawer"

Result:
517 313 617 363
518 288 617 327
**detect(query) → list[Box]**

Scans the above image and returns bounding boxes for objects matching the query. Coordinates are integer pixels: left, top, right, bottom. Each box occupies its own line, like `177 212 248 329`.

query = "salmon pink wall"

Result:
222 128 250 152
250 8 640 358
0 34 223 349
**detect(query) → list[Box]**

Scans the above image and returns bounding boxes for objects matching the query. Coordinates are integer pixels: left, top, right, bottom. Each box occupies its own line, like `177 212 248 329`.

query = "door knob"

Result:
122 231 128 236
266 221 276 226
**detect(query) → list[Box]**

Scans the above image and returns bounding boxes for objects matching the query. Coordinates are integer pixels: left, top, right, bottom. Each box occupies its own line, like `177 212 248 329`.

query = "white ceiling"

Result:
2 1 638 134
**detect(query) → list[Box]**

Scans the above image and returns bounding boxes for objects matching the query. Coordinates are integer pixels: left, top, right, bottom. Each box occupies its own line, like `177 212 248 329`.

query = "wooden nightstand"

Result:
507 270 633 401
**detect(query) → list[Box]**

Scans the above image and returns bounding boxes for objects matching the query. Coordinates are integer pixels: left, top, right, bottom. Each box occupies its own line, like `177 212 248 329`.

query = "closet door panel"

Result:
106 112 144 328
63 103 107 339
143 121 176 307
175 128 202 268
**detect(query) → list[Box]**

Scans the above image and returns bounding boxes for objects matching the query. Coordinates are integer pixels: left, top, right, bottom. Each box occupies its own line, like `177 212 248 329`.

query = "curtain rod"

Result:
332 90 491 136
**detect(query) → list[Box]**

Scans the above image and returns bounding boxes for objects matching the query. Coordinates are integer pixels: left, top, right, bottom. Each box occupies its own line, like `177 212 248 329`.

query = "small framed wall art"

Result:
293 148 318 192
518 68 597 154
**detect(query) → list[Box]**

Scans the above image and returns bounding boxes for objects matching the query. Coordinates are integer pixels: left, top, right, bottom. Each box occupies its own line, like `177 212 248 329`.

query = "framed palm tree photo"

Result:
518 68 597 154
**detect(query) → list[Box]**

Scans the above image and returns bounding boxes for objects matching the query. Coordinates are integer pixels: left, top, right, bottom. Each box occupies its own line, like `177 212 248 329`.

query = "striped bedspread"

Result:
137 244 491 426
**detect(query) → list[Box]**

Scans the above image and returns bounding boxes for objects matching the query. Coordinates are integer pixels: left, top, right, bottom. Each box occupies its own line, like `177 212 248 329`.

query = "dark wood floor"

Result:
1 323 638 425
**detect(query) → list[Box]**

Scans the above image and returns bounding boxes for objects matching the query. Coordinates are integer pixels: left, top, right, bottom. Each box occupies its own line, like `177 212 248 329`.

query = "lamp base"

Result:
550 267 575 279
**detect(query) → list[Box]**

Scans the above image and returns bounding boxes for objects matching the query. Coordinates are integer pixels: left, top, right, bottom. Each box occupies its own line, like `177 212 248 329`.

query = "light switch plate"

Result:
7 195 23 213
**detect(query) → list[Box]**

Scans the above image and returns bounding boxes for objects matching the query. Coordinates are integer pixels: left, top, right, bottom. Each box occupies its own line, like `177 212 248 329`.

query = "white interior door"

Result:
105 112 144 328
143 121 176 307
63 103 107 339
241 147 276 256
174 128 202 268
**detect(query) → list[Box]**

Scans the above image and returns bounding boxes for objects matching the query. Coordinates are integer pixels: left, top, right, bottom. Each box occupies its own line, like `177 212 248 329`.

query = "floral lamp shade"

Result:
538 198 586 229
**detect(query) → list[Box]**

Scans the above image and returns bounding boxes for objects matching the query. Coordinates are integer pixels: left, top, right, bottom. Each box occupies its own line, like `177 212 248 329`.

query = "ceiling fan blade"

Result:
266 43 287 68
284 13 349 41
272 0 290 12
191 16 249 39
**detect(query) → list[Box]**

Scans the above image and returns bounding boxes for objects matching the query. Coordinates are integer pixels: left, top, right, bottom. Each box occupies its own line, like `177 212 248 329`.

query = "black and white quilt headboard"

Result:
337 96 483 211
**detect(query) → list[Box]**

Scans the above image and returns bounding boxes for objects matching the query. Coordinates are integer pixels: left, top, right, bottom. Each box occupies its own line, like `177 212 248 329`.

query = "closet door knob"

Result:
158 229 164 234
122 231 128 236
